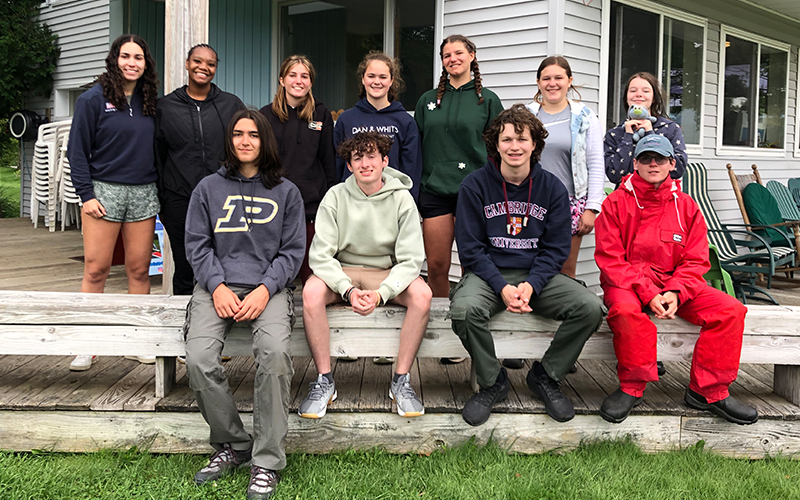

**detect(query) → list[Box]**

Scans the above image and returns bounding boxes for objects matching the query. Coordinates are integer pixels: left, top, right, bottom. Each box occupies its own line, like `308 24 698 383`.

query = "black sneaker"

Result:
247 466 279 500
684 388 758 425
194 444 252 485
461 367 510 426
502 358 525 369
526 361 575 422
600 388 643 423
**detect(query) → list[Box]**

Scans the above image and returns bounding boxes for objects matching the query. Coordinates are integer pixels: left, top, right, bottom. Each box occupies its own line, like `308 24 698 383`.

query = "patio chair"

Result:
706 244 735 297
766 180 800 222
742 182 800 261
727 163 763 227
684 162 794 304
56 132 81 231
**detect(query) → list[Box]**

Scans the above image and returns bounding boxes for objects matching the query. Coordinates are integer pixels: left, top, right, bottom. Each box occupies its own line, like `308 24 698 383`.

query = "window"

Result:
606 2 705 147
277 0 434 112
720 31 788 150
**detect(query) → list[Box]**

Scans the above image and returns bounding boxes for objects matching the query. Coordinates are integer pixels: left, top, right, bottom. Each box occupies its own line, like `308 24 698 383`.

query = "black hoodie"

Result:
259 101 337 220
155 84 245 199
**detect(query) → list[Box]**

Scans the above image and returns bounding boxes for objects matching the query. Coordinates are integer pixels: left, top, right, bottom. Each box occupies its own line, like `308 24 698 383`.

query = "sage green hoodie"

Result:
309 166 424 303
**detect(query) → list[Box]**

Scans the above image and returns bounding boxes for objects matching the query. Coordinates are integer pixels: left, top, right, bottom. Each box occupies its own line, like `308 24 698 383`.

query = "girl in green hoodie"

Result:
414 35 503 333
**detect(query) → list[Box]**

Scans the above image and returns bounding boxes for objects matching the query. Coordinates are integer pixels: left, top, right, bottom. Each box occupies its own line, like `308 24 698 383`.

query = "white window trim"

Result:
600 0 707 155
795 48 800 158
715 25 791 157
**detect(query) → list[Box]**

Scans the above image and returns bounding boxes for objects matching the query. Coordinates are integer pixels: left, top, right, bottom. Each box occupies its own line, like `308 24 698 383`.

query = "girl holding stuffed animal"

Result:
604 72 687 186
526 56 604 279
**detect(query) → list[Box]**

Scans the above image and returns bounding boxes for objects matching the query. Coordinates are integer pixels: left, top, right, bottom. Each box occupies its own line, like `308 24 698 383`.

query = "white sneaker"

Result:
70 355 97 371
125 356 156 364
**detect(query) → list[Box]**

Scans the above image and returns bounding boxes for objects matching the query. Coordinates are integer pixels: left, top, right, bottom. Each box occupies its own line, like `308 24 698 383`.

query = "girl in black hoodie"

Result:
155 44 245 295
260 55 337 283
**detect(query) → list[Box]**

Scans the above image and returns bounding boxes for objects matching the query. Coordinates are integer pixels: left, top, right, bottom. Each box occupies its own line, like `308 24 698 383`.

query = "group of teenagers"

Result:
66 32 757 500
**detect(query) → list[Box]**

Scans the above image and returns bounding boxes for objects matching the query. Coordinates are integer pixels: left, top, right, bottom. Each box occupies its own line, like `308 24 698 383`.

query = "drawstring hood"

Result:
621 172 683 231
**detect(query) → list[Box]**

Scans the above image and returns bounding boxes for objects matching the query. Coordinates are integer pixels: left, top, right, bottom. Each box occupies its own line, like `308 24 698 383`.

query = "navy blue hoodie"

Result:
68 83 156 202
185 166 306 297
334 98 422 200
455 160 571 296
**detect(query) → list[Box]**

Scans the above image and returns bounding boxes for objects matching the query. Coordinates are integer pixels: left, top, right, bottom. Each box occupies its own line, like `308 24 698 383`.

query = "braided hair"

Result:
435 34 484 108
96 34 159 116
187 43 219 62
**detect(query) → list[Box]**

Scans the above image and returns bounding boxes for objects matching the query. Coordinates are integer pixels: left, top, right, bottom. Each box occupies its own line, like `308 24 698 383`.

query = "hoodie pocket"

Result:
424 161 470 196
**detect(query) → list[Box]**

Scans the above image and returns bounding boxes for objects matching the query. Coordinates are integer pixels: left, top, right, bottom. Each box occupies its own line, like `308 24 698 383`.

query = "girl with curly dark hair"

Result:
67 34 161 371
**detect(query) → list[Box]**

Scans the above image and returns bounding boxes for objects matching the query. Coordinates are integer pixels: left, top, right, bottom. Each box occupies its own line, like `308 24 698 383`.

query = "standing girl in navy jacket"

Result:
67 34 160 371
334 51 422 200
604 72 688 186
260 55 336 283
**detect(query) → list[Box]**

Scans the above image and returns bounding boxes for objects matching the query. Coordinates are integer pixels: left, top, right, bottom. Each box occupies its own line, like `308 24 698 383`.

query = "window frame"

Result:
601 0 707 157
715 25 790 157
795 48 800 158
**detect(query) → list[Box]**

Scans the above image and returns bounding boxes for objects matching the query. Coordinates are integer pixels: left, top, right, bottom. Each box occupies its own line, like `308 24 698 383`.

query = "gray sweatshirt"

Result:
185 166 306 296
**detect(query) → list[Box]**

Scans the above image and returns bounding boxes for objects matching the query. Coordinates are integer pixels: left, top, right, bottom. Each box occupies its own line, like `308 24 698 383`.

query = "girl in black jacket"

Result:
155 44 245 295
260 55 337 283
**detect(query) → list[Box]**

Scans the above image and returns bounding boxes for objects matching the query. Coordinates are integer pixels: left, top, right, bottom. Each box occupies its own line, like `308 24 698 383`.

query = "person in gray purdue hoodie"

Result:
183 109 304 500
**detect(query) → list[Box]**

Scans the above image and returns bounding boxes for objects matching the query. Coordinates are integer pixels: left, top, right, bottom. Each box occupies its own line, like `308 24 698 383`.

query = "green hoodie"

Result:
309 166 424 303
415 80 504 197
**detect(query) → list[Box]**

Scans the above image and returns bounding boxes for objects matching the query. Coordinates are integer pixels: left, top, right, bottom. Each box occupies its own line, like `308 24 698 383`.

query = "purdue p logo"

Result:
215 195 279 232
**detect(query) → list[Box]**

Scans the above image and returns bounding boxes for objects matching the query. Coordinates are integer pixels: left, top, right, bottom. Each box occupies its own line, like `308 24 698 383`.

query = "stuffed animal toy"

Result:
627 104 657 143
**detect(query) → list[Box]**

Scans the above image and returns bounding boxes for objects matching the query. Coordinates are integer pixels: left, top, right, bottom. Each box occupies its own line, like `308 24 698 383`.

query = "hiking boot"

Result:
684 388 758 425
502 358 525 369
298 374 337 419
247 466 279 500
461 367 510 426
526 361 575 422
70 355 96 371
373 356 395 365
194 443 252 485
600 388 643 423
389 373 424 417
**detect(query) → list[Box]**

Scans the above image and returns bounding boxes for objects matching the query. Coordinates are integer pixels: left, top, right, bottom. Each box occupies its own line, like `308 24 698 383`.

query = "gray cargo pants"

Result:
185 284 294 471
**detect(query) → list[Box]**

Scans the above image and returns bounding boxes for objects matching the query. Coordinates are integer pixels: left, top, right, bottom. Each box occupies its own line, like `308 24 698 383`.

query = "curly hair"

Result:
435 34 484 108
336 131 394 164
271 55 317 123
356 51 405 102
96 34 159 116
483 104 548 166
224 109 284 189
623 72 666 119
532 56 582 104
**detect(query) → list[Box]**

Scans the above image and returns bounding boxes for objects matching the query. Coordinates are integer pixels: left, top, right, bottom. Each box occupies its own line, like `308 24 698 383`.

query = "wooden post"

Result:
155 356 177 398
161 0 209 295
773 365 800 405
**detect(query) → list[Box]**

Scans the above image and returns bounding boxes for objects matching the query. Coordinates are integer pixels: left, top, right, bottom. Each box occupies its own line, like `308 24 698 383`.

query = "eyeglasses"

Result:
636 154 671 166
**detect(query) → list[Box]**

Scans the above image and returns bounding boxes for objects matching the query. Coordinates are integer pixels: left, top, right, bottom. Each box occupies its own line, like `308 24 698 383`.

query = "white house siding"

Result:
442 0 605 289
20 0 110 218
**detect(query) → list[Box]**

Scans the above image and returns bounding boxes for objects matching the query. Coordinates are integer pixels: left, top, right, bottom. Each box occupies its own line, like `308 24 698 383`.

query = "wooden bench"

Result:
2 290 800 406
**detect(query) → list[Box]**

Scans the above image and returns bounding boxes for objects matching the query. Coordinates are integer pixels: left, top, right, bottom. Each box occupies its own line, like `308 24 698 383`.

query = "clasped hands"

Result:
501 282 533 314
348 288 382 316
212 283 270 321
648 291 679 320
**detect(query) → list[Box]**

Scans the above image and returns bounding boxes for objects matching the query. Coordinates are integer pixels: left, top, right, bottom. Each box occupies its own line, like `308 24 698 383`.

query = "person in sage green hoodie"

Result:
298 131 432 420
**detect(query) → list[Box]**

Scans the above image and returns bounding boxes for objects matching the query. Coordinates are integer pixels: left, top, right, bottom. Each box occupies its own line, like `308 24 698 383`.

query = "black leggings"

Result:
159 194 195 295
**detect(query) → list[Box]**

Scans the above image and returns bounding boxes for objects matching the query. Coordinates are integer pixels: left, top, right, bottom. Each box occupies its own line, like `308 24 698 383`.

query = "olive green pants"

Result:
450 270 605 388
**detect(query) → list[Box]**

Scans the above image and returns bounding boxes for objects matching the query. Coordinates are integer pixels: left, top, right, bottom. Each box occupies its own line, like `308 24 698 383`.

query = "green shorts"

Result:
92 180 160 223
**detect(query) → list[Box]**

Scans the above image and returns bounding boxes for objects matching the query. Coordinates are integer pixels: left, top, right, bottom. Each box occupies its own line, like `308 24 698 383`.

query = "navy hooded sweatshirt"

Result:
68 83 156 203
455 160 571 296
185 166 306 297
333 98 422 200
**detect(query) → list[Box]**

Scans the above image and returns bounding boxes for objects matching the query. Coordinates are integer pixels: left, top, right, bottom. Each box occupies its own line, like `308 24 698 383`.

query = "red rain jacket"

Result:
595 172 710 305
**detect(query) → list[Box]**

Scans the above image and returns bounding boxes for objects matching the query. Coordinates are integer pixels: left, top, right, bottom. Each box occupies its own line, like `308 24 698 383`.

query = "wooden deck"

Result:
3 218 800 458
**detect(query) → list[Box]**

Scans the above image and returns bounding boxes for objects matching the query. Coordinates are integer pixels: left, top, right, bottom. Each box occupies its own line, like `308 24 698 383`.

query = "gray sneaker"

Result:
194 444 251 485
247 466 279 500
389 374 425 417
298 374 337 419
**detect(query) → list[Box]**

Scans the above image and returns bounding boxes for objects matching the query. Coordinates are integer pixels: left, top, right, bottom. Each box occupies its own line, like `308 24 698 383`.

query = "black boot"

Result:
684 388 758 425
461 368 510 426
600 388 643 423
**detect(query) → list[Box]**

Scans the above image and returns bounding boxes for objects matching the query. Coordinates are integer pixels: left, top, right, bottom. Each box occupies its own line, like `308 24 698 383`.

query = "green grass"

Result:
1 440 799 499
0 166 21 217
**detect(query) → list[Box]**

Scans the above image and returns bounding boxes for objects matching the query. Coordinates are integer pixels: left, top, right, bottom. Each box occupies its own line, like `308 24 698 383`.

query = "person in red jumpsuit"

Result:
594 134 757 425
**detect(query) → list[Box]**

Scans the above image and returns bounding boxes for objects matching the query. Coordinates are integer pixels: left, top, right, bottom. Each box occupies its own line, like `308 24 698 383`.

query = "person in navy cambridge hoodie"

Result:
260 55 336 283
451 104 604 426
155 43 245 295
184 109 305 500
334 51 422 200
66 34 161 372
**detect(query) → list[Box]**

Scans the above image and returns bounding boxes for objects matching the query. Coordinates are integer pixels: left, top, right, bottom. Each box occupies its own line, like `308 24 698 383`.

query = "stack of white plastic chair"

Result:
30 120 71 230
56 131 81 231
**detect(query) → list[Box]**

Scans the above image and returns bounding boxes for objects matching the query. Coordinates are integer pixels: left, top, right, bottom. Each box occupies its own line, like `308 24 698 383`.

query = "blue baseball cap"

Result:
634 135 674 159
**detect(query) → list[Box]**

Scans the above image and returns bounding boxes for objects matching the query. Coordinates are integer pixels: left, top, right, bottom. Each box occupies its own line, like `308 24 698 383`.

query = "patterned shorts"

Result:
92 180 160 223
569 195 588 236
